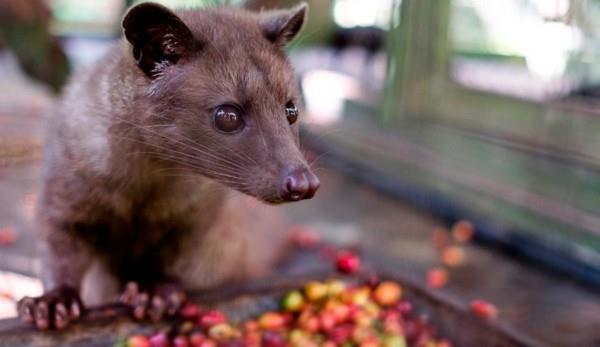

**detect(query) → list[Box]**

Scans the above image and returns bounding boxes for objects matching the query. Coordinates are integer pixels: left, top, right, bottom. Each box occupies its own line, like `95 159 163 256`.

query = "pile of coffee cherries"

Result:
120 279 451 347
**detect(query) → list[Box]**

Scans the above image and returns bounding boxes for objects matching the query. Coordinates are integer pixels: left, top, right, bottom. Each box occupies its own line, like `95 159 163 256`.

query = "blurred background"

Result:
1 0 600 345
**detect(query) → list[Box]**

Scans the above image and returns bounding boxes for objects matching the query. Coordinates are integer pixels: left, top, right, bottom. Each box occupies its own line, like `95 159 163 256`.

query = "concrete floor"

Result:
1 55 600 347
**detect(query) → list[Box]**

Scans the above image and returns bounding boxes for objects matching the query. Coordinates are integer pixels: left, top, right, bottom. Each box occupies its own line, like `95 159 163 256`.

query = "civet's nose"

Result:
280 167 320 201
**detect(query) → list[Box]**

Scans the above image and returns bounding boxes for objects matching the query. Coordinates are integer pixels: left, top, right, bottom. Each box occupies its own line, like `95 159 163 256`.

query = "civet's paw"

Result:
119 281 186 322
17 286 83 330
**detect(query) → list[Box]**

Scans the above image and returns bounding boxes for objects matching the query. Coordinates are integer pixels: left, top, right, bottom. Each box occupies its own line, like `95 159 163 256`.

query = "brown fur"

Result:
33 2 313 306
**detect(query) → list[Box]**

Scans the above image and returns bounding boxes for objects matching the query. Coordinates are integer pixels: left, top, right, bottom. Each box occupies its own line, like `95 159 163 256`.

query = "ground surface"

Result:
0 52 599 346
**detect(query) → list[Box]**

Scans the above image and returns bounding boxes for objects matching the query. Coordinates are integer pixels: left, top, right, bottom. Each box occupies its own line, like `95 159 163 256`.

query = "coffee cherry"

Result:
180 302 202 320
373 282 402 306
179 321 195 334
325 280 346 297
352 326 377 343
244 320 259 333
440 246 465 267
243 331 261 347
325 301 350 324
128 335 150 347
452 220 474 243
261 331 286 347
396 300 413 315
349 287 370 306
289 329 312 346
298 310 320 333
328 324 353 344
470 300 498 320
319 311 336 332
189 332 206 347
208 323 236 340
258 312 286 331
359 339 380 347
148 333 169 347
382 334 407 347
173 335 189 347
335 251 361 274
304 281 328 302
426 268 449 289
281 290 304 312
199 310 227 329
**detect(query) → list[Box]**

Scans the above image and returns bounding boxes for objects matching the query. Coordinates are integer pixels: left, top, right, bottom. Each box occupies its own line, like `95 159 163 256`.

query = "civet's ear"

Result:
122 2 195 77
259 2 308 46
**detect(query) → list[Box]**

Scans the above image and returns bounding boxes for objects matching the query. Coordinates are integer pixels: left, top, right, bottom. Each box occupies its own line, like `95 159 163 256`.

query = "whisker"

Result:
135 148 245 174
158 166 245 182
108 113 253 169
112 133 250 172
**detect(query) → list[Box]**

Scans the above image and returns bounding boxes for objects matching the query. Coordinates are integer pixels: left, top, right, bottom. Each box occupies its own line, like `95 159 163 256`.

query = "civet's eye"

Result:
285 101 299 125
214 105 244 133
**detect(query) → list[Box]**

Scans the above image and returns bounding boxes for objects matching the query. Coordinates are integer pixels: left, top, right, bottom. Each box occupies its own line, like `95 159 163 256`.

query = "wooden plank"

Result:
431 83 600 162
305 116 600 255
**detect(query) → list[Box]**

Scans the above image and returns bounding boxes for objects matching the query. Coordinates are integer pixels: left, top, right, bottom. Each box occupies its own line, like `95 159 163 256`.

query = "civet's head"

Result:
122 2 319 203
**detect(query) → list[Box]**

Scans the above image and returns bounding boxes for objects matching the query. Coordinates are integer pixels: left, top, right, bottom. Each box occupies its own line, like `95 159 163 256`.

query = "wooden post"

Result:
383 0 450 120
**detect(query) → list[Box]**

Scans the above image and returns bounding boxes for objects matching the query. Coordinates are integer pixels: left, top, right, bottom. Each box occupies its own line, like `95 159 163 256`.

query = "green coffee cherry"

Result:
281 290 305 312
